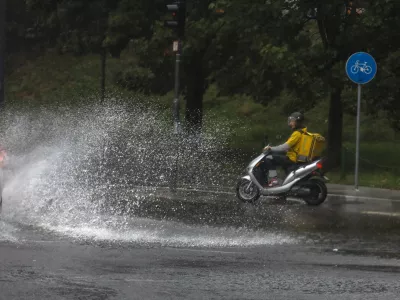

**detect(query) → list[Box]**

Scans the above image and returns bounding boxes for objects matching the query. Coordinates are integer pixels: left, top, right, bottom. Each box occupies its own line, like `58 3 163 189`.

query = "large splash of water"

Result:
0 98 296 246
0 220 19 243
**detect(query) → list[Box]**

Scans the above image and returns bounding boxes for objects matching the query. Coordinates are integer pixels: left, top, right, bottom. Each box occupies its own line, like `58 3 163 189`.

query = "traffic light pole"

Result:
170 40 181 192
164 0 185 192
173 40 181 134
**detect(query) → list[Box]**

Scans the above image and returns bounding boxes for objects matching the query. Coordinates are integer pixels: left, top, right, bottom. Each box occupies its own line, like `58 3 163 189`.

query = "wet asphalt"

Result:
1 190 400 300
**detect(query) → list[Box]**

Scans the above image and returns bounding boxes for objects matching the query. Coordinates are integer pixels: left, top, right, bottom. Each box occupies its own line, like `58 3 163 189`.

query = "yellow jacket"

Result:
270 127 307 162
285 127 307 162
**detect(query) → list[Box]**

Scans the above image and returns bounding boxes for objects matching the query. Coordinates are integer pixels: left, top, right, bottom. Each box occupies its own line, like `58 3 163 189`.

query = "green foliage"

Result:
7 1 399 120
5 52 124 107
12 0 399 135
117 22 175 94
115 66 155 93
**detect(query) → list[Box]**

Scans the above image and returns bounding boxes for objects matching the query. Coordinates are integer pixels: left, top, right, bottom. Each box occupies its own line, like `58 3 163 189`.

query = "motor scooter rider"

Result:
262 112 306 187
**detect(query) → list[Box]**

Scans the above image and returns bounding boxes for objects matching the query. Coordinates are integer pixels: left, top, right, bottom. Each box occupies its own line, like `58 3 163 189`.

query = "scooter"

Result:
236 146 329 205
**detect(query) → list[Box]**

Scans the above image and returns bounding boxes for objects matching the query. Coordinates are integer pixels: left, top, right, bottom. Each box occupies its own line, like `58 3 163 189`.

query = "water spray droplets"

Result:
0 98 295 247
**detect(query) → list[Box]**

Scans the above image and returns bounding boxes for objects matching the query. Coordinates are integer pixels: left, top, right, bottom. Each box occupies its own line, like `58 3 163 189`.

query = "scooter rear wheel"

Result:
302 179 327 206
236 178 260 204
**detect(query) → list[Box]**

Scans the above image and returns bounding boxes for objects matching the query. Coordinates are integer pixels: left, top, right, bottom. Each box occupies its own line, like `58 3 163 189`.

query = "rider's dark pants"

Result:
260 154 295 183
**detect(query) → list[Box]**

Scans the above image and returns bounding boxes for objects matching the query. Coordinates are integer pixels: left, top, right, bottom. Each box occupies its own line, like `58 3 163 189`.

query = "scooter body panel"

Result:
244 153 322 196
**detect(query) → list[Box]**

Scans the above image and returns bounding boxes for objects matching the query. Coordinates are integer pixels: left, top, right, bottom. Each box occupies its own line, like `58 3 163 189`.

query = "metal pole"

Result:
100 48 106 103
0 0 6 108
341 147 346 180
173 39 181 134
355 84 361 191
170 40 181 192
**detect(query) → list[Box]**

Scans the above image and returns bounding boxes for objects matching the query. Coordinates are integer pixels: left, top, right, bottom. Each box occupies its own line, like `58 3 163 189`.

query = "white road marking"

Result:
330 193 400 202
361 211 400 217
167 247 243 254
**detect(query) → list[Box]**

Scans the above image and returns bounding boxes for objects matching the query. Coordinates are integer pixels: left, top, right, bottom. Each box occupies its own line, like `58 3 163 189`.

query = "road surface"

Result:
1 188 400 299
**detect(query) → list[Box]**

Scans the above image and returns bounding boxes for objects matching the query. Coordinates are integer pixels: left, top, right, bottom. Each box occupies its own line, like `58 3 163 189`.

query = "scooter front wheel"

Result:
236 178 260 204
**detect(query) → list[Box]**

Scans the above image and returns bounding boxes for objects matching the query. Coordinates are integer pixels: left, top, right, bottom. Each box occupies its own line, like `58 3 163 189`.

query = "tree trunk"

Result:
185 60 205 134
100 48 106 103
0 0 6 108
326 86 343 168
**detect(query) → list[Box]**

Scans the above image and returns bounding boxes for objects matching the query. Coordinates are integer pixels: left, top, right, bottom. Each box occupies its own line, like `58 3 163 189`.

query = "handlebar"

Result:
262 144 271 155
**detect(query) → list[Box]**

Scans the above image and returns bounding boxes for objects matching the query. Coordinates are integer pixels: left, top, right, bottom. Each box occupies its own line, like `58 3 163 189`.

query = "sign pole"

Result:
355 84 362 190
345 52 377 191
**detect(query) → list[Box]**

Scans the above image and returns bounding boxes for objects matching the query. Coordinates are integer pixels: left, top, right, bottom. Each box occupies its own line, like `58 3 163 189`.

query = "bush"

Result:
114 66 155 94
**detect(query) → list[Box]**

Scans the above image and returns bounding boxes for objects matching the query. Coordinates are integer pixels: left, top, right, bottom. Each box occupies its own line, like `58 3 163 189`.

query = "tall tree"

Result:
181 0 226 132
356 0 400 131
0 0 5 107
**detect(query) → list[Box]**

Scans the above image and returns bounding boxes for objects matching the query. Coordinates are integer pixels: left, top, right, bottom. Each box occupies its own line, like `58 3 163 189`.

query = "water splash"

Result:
50 220 297 247
0 220 19 243
0 98 295 247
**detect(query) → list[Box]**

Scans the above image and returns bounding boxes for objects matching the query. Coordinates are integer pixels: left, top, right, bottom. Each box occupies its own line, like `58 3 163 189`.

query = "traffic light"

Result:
164 1 186 38
346 1 364 16
346 1 353 15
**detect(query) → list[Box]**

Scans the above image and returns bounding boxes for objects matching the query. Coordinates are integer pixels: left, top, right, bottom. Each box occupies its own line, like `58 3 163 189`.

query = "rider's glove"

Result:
263 146 271 152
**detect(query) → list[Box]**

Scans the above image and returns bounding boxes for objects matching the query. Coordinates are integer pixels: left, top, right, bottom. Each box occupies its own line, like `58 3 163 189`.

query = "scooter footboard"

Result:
241 175 251 181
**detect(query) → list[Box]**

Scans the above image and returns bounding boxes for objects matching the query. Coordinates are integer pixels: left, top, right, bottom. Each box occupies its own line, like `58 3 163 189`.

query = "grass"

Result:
326 142 400 189
6 51 141 108
5 52 400 190
327 171 400 190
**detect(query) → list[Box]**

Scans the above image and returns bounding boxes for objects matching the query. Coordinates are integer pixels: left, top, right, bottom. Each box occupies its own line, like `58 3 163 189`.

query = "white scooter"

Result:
236 147 329 205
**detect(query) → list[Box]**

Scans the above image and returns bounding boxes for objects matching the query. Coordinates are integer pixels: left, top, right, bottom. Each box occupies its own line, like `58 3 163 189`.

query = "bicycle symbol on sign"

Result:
350 60 372 75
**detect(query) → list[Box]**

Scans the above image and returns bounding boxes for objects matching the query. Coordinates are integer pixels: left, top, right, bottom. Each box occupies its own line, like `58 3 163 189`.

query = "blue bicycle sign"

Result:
350 60 372 75
346 52 377 84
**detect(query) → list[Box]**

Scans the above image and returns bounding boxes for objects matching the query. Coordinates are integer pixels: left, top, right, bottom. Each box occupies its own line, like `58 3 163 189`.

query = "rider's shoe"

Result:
267 177 280 187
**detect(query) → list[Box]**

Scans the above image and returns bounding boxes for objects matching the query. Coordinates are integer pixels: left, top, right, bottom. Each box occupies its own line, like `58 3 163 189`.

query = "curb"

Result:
327 184 400 202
